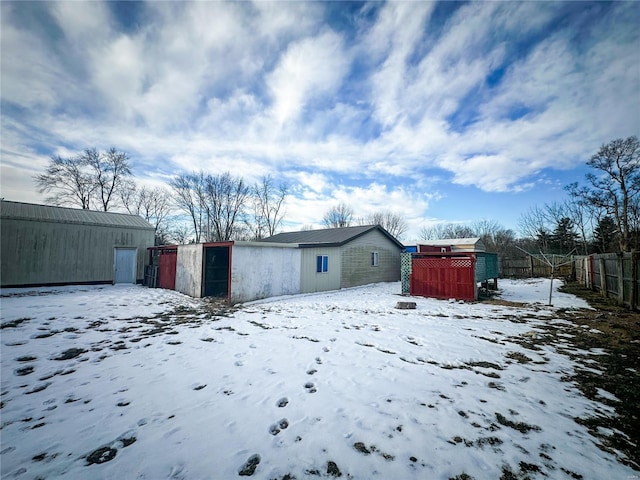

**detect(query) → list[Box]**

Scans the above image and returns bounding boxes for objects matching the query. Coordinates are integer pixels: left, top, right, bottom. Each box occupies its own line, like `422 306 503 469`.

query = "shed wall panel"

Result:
158 249 178 290
1 218 152 286
410 256 476 301
175 244 203 298
231 246 301 303
300 247 341 293
340 229 401 288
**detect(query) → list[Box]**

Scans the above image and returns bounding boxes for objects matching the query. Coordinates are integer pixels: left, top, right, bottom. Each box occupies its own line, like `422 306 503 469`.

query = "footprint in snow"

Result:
276 397 289 408
269 418 289 435
304 382 317 393
239 454 261 476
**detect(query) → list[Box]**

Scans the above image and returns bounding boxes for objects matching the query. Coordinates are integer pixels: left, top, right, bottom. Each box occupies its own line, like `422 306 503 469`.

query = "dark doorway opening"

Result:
204 246 230 298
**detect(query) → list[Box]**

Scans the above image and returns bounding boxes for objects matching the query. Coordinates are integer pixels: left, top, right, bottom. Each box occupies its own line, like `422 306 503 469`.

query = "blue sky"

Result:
1 1 639 239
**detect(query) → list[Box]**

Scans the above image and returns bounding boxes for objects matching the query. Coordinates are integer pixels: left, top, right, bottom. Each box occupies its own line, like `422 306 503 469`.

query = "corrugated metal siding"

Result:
1 200 154 230
300 247 342 293
340 229 401 288
1 218 152 286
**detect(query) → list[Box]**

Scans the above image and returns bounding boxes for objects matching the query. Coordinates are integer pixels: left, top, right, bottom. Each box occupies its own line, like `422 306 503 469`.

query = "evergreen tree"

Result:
592 216 618 253
551 217 579 253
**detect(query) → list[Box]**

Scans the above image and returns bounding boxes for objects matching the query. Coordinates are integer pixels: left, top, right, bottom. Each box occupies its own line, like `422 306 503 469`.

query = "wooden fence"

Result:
575 253 640 310
502 253 640 309
500 255 576 279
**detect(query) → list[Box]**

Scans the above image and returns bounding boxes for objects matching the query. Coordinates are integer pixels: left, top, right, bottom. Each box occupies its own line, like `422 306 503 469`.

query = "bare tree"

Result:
470 219 517 255
322 202 353 228
561 193 592 255
359 210 408 239
167 222 193 244
81 148 131 211
419 223 475 240
35 155 95 209
518 205 553 252
34 148 132 211
170 172 207 243
248 175 288 239
567 136 640 252
203 172 250 241
121 182 173 244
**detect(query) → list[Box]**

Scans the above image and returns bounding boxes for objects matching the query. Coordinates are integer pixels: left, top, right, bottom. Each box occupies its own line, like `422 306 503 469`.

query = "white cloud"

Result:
365 2 434 128
267 30 350 127
1 1 638 234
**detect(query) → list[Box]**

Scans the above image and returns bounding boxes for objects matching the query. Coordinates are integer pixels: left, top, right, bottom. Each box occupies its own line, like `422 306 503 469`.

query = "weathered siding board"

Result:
230 245 301 304
340 229 400 288
586 252 640 308
300 247 342 294
1 218 150 286
175 244 203 298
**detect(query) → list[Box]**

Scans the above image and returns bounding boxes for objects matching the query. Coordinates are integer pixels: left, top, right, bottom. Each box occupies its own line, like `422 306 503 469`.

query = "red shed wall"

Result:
410 255 476 301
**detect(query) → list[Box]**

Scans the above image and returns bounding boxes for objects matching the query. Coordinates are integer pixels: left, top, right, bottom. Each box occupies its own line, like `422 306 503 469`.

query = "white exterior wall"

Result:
230 245 301 304
175 244 203 298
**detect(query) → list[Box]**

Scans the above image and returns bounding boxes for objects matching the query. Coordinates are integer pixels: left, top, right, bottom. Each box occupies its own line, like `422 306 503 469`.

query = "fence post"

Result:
617 253 624 306
529 256 534 278
598 257 607 298
632 252 638 310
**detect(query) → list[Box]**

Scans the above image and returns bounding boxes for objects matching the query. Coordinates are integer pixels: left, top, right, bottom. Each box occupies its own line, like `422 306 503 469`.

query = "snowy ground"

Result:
0 279 635 480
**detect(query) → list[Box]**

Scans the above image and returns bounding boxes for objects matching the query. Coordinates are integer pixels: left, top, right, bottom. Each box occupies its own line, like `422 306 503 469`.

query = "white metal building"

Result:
1 200 155 287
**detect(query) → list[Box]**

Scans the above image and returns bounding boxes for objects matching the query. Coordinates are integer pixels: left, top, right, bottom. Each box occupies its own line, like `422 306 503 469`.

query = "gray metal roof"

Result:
261 225 404 248
0 200 155 230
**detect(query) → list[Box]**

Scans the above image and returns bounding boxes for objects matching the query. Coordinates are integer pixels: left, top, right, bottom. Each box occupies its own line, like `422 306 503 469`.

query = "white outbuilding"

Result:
1 200 155 287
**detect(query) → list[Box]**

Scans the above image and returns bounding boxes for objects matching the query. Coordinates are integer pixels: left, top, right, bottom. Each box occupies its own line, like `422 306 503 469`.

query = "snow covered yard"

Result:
0 280 636 480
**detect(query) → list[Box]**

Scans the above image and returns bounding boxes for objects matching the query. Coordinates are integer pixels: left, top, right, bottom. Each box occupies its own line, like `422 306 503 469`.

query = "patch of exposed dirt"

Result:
53 348 87 361
1 318 31 329
511 282 640 470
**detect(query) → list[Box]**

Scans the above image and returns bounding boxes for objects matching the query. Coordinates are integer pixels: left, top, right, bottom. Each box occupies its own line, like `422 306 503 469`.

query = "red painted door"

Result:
158 249 177 290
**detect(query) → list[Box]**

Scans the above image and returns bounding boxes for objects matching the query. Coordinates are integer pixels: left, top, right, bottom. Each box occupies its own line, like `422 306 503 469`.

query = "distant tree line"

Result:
321 201 409 239
33 136 638 252
34 149 289 245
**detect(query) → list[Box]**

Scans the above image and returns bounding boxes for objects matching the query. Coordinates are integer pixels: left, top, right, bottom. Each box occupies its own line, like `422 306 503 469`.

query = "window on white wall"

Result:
371 251 379 266
316 255 328 273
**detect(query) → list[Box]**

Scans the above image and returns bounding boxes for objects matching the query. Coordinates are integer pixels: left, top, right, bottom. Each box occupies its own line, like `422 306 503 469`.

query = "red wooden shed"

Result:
410 252 477 301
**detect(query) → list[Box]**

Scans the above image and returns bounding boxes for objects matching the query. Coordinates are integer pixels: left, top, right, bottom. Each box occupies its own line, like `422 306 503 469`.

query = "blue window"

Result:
316 255 328 273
